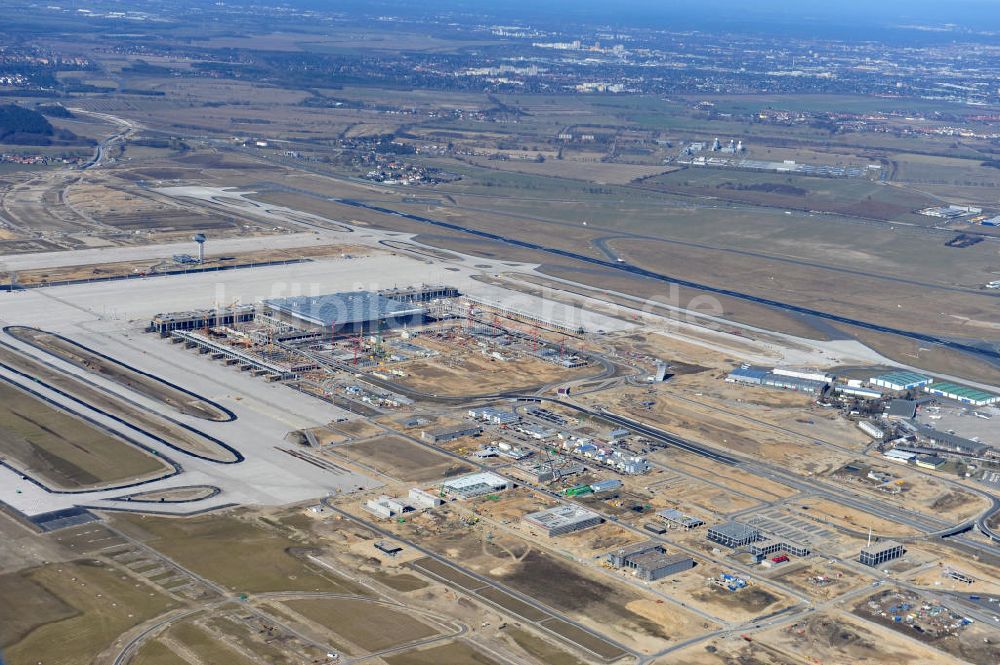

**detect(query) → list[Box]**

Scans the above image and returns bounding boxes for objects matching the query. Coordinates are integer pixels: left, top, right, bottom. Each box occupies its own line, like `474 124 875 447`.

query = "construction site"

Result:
0 184 998 665
150 285 599 412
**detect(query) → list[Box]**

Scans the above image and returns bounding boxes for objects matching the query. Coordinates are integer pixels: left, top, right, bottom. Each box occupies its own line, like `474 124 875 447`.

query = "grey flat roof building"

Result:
748 538 811 560
657 508 705 530
440 471 509 499
523 505 603 537
707 521 761 548
859 540 904 567
917 427 990 456
607 542 695 581
263 292 426 330
422 424 482 444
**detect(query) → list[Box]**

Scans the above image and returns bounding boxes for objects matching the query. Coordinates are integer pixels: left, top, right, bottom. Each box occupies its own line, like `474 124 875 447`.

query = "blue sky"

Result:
283 0 1000 33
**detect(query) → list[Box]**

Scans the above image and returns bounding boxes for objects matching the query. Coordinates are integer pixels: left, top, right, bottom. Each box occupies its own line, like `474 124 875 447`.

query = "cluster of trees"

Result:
0 103 54 143
0 103 85 145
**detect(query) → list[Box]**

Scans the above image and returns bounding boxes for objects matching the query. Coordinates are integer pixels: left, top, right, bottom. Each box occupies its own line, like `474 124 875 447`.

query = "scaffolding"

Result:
171 330 301 379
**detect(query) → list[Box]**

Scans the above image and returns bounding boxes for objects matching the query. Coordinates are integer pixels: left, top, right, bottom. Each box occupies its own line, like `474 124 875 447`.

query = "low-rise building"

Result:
884 399 917 420
516 459 585 483
923 382 999 407
835 385 883 399
869 371 932 391
609 428 630 441
607 542 695 581
747 538 811 560
441 472 510 499
726 366 768 385
858 421 885 439
883 449 916 464
517 423 556 439
497 442 531 459
762 374 827 393
859 540 904 567
422 423 482 443
656 508 705 530
468 406 519 425
726 365 826 393
408 487 444 509
915 455 946 470
374 541 403 557
707 521 761 548
524 505 603 537
365 495 413 519
772 367 835 383
590 479 623 494
916 428 990 456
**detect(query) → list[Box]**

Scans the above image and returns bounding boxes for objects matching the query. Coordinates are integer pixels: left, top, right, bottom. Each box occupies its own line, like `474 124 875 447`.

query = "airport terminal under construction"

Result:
5 5 1000 662
147 284 600 413
1 189 999 665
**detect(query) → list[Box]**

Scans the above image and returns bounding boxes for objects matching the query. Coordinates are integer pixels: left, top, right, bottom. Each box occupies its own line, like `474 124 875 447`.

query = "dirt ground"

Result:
639 464 763 517
658 608 971 665
795 497 922 538
383 641 503 665
761 611 967 665
768 561 872 600
335 434 472 483
11 242 368 286
281 597 439 653
397 353 593 396
331 419 385 439
902 547 1000 596
853 589 1000 665
401 507 710 653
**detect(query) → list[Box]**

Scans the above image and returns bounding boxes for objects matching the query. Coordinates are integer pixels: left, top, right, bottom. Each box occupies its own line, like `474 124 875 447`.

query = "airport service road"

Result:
0 233 327 272
0 322 382 518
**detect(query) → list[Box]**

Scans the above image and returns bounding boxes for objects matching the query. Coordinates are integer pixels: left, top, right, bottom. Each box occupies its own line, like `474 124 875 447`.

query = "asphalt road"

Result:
319 498 636 662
